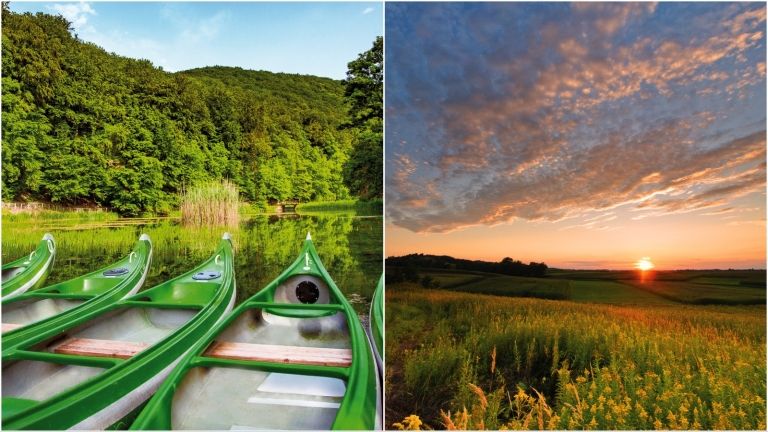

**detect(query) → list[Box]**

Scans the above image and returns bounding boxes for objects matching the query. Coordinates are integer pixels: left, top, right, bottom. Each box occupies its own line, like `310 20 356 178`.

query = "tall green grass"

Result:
2 209 118 223
387 285 766 430
180 180 239 226
296 199 382 215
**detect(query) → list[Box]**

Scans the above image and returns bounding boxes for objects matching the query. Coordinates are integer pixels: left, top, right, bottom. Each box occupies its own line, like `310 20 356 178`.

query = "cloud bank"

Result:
386 2 766 232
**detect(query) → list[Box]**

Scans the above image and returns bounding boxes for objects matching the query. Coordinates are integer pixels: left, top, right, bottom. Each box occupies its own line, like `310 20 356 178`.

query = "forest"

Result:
1 6 382 216
387 253 549 279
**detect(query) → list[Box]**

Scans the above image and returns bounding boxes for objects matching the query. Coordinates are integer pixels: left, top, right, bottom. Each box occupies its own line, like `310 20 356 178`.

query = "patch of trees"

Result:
386 254 549 278
1 6 382 215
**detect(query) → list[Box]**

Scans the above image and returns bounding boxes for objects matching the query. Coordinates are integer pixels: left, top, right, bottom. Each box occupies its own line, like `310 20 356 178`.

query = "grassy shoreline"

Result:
296 199 382 215
3 198 383 221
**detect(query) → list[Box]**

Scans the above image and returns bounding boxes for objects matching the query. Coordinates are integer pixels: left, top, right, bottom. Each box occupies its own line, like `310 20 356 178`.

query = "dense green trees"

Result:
1 7 382 215
342 37 383 199
387 254 549 278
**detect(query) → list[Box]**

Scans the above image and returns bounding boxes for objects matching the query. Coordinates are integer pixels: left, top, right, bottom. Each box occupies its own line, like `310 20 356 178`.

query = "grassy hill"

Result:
408 267 765 305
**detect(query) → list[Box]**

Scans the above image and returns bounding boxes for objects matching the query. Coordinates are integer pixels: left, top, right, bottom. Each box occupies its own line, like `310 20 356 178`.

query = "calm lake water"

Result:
2 213 382 314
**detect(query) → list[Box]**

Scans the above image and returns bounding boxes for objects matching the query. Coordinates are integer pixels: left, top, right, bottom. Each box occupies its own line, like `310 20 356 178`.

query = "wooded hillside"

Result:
1 6 382 215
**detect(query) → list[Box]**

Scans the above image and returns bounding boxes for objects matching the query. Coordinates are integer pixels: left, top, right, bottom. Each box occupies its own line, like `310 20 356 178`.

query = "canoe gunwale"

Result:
6 348 124 368
120 300 206 310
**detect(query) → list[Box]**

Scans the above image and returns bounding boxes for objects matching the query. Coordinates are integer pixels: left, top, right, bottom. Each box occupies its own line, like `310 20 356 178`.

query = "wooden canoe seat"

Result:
53 338 150 359
205 341 352 367
2 323 22 333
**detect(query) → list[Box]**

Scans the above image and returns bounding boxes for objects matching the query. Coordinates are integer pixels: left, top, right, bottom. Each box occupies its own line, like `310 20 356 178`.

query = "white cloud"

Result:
49 1 96 31
362 7 374 15
181 10 230 42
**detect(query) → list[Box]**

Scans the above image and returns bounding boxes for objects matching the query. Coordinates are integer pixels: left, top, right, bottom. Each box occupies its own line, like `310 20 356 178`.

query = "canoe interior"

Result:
2 298 85 330
2 360 106 403
36 306 199 349
2 267 26 283
2 306 200 417
217 308 351 349
171 367 346 430
169 306 352 430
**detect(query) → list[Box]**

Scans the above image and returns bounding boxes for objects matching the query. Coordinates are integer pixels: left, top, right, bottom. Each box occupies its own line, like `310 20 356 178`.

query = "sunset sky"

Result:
386 2 766 269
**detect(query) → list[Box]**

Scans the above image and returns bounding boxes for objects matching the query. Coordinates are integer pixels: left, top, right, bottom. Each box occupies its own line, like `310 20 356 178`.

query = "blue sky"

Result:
10 1 382 79
386 2 766 268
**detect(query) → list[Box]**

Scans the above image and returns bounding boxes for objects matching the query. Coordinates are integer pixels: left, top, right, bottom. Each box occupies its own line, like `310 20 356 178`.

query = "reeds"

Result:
180 180 240 227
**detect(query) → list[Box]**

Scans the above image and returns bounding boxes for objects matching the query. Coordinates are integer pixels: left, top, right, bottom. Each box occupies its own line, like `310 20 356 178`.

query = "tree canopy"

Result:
386 253 549 278
342 36 383 200
1 7 382 215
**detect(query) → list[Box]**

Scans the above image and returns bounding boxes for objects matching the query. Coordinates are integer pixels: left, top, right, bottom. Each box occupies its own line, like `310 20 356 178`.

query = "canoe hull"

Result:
1 234 56 300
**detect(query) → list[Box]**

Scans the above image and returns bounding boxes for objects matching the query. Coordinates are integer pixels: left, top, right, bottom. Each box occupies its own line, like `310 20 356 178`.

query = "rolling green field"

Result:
387 269 766 430
447 274 571 300
412 268 765 305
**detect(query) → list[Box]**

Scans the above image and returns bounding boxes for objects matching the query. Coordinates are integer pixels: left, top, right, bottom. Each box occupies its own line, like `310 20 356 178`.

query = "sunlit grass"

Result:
387 285 766 430
296 199 382 216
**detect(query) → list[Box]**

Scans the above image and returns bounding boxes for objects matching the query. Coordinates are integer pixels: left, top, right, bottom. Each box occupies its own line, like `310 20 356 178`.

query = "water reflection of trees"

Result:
238 215 382 307
3 214 382 311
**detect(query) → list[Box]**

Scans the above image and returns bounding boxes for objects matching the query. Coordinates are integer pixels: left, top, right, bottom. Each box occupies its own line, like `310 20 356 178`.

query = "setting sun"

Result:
635 257 655 271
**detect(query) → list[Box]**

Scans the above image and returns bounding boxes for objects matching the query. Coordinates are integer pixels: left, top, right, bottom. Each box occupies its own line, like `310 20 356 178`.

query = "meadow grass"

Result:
627 280 766 305
446 274 572 300
569 280 675 305
180 180 239 227
423 269 765 305
419 269 487 288
387 285 766 430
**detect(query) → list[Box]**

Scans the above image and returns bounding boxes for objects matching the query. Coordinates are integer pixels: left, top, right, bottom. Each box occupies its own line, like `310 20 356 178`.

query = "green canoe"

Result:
2 233 56 300
369 275 383 374
2 233 236 430
2 234 153 354
131 233 380 430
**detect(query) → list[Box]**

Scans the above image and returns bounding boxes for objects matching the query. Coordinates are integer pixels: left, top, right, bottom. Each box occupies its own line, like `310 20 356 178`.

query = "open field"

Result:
386 285 766 430
447 274 572 300
626 280 766 305
410 268 765 306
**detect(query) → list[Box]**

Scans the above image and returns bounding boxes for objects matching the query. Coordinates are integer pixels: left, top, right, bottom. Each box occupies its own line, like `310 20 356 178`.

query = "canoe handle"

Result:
129 251 136 263
215 254 221 265
29 250 37 260
47 239 55 253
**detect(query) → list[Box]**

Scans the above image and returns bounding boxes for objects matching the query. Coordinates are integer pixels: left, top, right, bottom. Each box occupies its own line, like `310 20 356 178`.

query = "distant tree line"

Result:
1 6 382 216
387 254 549 279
